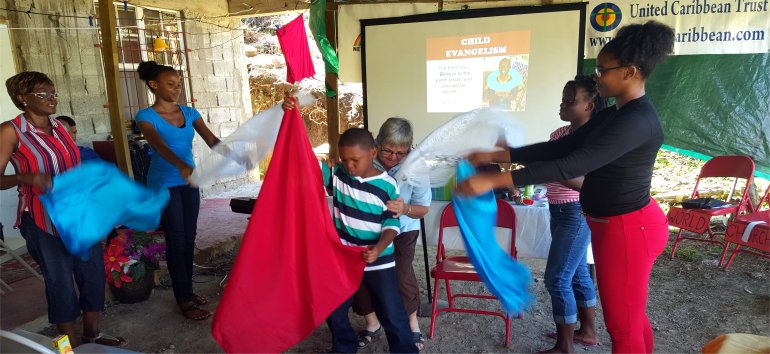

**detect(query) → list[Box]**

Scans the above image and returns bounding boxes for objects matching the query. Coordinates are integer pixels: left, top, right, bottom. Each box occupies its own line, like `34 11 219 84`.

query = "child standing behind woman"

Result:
459 21 676 353
135 61 220 320
540 75 606 353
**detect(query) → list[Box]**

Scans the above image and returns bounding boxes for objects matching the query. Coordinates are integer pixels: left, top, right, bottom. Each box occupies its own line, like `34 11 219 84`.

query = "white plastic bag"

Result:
396 108 525 188
189 92 314 187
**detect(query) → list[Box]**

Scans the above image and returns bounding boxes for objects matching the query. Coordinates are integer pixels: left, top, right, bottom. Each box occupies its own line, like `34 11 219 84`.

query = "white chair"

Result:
1 329 140 354
0 236 44 293
1 279 13 294
0 329 56 353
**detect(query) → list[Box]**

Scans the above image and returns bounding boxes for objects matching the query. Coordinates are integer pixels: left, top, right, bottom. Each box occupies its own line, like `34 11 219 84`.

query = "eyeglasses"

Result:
27 92 58 100
380 147 410 158
594 66 626 77
595 65 640 77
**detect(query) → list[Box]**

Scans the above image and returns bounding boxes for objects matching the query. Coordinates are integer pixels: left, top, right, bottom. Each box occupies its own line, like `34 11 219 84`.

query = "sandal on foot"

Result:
545 332 600 347
413 332 425 351
573 337 601 348
181 303 212 321
82 332 128 347
191 293 208 306
357 327 382 349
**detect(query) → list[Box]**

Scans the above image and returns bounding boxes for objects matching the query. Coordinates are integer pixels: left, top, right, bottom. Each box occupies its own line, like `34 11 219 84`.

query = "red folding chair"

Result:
754 184 770 212
721 185 770 270
429 199 519 346
668 156 755 263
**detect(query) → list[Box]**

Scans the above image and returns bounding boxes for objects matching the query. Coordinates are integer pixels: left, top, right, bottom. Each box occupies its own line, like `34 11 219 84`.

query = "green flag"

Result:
310 0 339 97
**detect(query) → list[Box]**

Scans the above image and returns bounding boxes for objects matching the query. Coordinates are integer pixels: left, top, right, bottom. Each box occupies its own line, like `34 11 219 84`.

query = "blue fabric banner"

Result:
451 160 534 314
39 161 169 259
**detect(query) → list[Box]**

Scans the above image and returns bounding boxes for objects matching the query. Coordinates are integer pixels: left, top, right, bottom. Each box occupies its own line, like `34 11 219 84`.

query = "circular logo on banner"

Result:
590 3 622 32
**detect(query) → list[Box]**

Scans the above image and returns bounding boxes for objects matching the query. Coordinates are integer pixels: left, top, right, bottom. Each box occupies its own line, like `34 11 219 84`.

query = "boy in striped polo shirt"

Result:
322 128 417 353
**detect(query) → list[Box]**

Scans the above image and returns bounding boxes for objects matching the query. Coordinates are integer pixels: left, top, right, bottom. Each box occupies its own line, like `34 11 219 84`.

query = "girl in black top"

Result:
457 21 675 354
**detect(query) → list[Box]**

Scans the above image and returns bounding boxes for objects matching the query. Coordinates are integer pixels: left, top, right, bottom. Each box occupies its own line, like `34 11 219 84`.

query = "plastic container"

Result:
523 185 534 199
431 175 456 201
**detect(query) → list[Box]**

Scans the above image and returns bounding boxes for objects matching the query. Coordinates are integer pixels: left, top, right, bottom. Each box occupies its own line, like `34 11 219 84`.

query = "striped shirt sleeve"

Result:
321 161 332 188
544 126 581 204
381 181 400 232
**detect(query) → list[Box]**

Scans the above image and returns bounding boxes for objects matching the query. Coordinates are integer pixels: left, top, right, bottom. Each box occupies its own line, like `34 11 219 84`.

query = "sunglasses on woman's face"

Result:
27 92 58 100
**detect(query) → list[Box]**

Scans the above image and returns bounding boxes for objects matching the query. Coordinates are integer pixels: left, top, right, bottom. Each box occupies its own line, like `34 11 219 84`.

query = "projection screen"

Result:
362 4 587 144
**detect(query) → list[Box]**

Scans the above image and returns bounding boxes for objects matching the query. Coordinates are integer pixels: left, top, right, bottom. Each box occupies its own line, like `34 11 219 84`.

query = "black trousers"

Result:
162 185 200 304
326 267 417 353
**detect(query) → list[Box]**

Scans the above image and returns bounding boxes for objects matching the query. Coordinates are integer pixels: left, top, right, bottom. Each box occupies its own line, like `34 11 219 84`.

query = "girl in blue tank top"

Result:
135 61 220 321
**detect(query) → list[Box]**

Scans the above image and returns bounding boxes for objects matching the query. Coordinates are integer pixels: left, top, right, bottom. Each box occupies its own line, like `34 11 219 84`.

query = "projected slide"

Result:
426 31 530 113
362 4 585 144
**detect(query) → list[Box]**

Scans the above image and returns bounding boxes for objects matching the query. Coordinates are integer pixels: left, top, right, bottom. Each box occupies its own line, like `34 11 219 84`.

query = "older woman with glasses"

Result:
352 117 431 351
280 96 432 350
0 72 126 347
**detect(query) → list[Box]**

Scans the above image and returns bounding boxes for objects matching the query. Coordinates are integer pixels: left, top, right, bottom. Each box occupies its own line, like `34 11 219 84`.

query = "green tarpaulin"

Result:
584 54 770 179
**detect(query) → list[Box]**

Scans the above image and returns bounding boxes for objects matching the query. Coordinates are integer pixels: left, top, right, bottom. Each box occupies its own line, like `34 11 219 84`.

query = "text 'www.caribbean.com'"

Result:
588 27 766 46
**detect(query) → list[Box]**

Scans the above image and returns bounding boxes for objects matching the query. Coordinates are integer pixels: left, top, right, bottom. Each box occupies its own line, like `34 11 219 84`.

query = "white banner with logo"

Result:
585 0 769 58
338 3 438 83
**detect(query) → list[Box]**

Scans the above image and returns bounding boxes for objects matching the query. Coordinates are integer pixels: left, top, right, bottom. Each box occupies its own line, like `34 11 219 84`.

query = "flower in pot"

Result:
104 229 165 303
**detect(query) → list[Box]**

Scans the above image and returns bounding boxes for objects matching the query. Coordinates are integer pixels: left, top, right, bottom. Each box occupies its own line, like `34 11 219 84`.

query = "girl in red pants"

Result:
458 21 675 354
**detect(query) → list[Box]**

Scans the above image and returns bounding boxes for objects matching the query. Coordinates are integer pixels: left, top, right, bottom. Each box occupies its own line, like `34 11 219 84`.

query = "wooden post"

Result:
98 1 133 177
325 3 340 161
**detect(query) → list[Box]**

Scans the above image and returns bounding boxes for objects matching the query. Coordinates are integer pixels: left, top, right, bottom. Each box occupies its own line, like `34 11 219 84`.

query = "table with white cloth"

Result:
324 197 592 263
420 200 594 263
321 197 595 304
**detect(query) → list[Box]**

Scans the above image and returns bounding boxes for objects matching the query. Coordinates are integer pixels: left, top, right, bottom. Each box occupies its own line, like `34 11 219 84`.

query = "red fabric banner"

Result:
211 105 365 353
276 15 316 84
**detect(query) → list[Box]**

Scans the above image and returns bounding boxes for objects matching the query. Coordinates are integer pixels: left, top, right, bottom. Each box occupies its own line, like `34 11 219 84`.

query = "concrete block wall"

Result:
2 1 256 196
0 0 109 145
184 19 257 197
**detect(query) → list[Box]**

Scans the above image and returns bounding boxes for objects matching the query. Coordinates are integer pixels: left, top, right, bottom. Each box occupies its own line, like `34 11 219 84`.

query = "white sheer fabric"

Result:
395 108 525 188
190 93 314 187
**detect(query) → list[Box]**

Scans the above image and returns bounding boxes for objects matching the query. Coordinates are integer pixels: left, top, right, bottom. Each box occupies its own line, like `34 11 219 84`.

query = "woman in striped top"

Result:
0 72 125 347
540 76 606 353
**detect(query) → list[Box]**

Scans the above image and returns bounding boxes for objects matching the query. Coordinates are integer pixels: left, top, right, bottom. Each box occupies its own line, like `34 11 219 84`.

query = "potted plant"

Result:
104 228 165 304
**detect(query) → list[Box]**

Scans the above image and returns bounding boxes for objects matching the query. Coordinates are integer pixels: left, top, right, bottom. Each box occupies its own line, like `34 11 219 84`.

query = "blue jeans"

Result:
326 267 417 353
162 185 200 304
19 212 105 324
545 202 596 324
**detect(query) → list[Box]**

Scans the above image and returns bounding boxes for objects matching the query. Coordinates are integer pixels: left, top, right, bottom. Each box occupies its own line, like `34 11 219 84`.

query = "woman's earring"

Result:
22 102 27 106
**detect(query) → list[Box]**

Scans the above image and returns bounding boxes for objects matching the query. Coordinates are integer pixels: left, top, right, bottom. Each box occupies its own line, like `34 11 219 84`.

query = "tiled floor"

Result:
0 276 47 329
